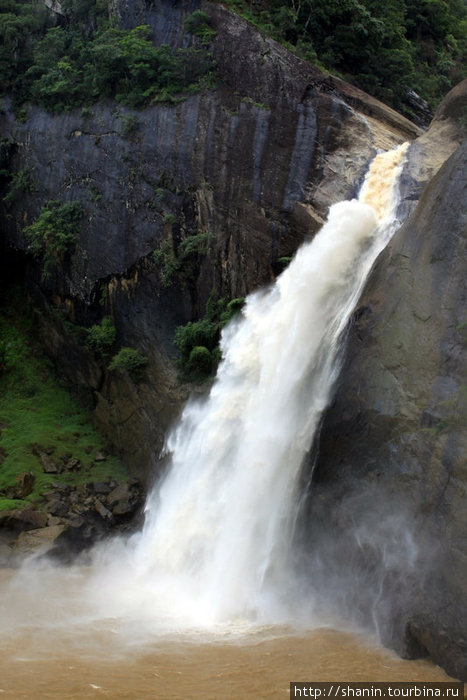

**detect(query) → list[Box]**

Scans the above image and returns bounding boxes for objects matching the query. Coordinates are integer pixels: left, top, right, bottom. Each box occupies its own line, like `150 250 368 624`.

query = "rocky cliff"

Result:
1 0 466 679
0 0 420 481
307 81 467 680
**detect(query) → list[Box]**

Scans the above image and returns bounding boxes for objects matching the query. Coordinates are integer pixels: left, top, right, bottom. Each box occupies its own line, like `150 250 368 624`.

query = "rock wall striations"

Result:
0 0 419 480
307 82 467 680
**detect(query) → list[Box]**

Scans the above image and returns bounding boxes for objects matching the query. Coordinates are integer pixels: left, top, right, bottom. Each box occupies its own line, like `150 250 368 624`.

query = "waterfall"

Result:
91 143 409 633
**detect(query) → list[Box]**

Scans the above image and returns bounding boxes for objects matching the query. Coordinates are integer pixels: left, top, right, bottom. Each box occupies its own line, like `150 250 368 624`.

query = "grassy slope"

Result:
0 296 128 511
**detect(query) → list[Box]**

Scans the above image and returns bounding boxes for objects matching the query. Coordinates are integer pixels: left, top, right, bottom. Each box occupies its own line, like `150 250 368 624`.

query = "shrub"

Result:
108 347 147 380
184 10 217 46
24 200 82 279
178 231 211 258
86 316 117 355
219 297 245 328
153 230 212 287
120 114 138 138
186 345 213 378
174 294 245 380
174 317 218 363
3 168 34 206
153 237 181 287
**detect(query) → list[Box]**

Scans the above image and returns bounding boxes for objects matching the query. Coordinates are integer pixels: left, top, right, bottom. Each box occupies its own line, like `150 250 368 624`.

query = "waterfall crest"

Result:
91 143 409 633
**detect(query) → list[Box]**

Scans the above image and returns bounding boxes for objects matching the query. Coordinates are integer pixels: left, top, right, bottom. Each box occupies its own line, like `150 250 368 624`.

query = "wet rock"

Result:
13 524 68 558
45 498 69 518
49 519 100 562
0 508 48 532
94 498 114 523
107 481 143 518
88 482 113 495
64 514 85 529
69 490 81 505
2 472 35 499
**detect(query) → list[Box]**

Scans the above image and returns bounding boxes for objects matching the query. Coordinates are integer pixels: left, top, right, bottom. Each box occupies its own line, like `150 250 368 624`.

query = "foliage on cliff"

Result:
1 0 465 116
175 295 245 380
223 0 467 116
0 294 127 511
0 0 215 111
25 200 83 279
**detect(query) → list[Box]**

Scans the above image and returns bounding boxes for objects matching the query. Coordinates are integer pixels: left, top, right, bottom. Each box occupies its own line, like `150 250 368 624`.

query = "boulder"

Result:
94 498 114 523
107 481 143 518
0 508 48 532
45 498 70 519
1 472 35 499
13 524 68 558
87 482 114 495
32 445 61 474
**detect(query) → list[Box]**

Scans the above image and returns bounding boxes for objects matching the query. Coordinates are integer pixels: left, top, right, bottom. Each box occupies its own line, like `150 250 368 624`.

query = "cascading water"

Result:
88 143 409 634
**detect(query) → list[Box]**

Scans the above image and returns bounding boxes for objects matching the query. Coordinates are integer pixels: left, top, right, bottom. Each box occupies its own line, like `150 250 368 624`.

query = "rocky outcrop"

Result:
399 78 467 219
0 0 421 481
307 87 467 679
0 478 144 565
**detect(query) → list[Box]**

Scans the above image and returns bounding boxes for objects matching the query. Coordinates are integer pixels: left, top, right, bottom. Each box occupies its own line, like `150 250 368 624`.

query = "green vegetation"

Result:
153 237 181 287
0 0 465 116
24 200 83 280
153 229 212 288
222 0 467 115
120 113 138 138
83 317 147 382
184 10 217 46
108 347 147 381
0 300 127 511
241 96 269 110
186 345 213 377
86 316 117 356
1 0 464 116
3 168 34 207
0 0 215 112
175 295 245 380
162 213 178 225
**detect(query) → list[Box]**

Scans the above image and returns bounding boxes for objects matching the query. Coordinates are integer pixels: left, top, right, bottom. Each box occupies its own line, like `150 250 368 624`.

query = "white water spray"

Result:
90 144 409 634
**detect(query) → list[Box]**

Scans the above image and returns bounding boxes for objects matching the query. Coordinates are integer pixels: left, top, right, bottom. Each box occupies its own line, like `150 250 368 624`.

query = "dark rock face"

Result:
0 0 419 481
399 78 467 221
308 141 467 679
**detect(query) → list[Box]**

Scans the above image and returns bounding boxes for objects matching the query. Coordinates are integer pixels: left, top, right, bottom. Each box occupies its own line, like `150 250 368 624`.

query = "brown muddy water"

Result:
0 570 457 700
